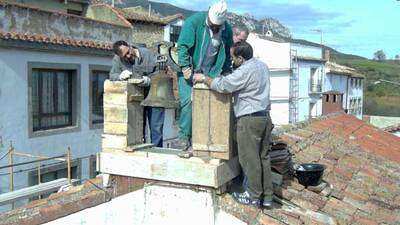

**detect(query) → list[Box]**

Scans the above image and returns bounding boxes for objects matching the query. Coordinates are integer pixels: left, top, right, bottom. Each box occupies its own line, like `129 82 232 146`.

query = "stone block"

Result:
104 107 128 123
102 134 128 150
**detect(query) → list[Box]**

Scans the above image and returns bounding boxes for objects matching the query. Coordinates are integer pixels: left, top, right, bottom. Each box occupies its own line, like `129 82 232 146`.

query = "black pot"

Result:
295 163 325 187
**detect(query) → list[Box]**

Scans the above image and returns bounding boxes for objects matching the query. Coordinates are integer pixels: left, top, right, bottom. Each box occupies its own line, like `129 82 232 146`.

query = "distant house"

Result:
325 61 364 119
86 4 167 47
163 14 185 43
247 33 326 125
0 1 132 210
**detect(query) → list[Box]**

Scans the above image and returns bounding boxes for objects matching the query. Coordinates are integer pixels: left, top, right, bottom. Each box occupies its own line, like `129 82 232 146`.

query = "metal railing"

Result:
0 143 72 209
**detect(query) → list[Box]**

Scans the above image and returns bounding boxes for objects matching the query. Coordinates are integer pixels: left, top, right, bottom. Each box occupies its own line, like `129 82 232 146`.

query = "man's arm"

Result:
109 56 124 81
222 24 234 74
177 17 196 71
194 67 249 94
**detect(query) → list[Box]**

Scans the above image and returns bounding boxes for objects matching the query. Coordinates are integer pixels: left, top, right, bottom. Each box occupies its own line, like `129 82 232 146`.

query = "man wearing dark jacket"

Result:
110 40 165 147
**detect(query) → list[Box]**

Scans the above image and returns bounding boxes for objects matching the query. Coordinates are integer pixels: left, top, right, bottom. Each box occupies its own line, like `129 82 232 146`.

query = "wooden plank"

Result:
98 151 240 188
192 84 235 160
0 178 78 206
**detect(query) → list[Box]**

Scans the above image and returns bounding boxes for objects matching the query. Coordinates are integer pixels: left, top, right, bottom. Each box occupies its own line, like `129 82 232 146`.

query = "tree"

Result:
373 50 386 61
395 54 400 60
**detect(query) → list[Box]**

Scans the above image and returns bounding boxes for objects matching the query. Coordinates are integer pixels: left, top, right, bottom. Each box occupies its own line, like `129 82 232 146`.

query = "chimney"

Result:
324 49 330 61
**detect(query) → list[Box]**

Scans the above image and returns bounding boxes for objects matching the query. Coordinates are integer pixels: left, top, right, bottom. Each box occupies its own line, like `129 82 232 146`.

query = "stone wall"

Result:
0 2 132 43
131 23 164 47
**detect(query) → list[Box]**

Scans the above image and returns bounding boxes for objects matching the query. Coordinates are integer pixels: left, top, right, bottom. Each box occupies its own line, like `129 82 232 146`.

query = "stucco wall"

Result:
0 47 178 209
0 3 132 43
86 4 130 28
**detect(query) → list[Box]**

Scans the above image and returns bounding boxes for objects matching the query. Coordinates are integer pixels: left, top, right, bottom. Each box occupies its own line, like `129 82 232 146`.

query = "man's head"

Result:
233 26 249 43
208 0 227 33
113 40 135 63
231 41 253 68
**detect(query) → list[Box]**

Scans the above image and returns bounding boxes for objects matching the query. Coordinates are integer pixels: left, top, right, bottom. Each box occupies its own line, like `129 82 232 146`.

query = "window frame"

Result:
88 65 111 129
28 62 81 138
169 25 182 43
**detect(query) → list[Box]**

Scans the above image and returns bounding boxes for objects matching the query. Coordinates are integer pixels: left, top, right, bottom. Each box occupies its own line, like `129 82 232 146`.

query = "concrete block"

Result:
98 148 241 188
102 134 128 150
104 107 128 123
104 122 128 135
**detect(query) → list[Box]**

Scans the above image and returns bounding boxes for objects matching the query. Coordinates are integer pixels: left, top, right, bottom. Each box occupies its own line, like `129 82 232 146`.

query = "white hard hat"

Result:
208 0 227 25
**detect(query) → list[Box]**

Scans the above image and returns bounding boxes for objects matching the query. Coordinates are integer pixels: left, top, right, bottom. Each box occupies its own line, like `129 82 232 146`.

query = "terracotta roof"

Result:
162 13 184 23
114 7 167 25
327 61 365 79
0 30 112 51
220 112 400 224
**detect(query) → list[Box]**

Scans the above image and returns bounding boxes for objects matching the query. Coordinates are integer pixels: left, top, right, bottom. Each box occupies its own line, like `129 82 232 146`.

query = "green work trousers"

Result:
177 75 193 140
236 113 274 202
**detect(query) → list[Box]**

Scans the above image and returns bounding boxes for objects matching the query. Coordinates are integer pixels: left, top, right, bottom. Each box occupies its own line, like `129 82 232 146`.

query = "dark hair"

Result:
232 41 253 60
112 40 129 55
233 26 249 36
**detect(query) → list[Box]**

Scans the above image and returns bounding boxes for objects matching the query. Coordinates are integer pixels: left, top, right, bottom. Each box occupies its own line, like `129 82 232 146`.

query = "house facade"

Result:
247 33 326 125
0 1 177 211
325 62 364 119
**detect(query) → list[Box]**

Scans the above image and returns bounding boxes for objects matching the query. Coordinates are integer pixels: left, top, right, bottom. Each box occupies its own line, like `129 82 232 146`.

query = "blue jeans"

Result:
144 107 165 147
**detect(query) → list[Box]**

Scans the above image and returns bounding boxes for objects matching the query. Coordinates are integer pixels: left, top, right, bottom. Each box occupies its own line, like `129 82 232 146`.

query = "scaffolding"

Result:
0 143 73 208
289 49 299 124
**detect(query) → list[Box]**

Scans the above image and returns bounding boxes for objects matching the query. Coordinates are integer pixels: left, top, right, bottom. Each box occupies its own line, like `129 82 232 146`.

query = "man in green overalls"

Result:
176 0 233 151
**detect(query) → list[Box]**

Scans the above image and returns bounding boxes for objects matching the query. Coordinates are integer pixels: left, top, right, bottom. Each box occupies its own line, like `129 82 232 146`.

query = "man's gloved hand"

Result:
119 70 132 80
138 76 151 87
182 67 192 80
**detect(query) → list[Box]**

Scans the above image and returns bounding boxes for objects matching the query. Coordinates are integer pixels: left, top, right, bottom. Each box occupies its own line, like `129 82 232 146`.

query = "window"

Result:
333 95 337 103
170 25 182 43
325 95 330 102
91 70 109 124
31 69 73 131
310 67 321 93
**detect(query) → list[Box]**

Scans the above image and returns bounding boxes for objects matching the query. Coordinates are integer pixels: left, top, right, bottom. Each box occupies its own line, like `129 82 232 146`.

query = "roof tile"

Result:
0 30 112 50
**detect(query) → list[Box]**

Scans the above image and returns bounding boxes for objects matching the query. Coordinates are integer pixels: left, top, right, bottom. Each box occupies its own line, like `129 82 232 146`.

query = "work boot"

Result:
231 191 261 208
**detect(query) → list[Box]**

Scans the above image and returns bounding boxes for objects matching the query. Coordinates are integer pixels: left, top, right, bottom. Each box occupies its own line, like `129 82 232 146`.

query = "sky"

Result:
154 0 400 59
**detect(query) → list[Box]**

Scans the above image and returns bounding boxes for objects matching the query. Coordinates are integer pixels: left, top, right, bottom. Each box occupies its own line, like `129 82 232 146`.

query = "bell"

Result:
141 71 179 109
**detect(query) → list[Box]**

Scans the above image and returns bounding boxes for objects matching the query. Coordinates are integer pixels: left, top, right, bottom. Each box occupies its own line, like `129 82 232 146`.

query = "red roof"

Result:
310 113 400 162
0 30 112 51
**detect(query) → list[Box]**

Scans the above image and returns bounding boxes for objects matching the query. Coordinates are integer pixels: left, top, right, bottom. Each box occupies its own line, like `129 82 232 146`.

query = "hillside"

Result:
332 54 400 116
106 0 291 38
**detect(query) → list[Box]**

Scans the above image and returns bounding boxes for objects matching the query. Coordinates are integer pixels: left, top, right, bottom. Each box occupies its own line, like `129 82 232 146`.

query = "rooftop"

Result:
0 1 131 53
326 62 365 78
113 7 167 25
1 113 399 224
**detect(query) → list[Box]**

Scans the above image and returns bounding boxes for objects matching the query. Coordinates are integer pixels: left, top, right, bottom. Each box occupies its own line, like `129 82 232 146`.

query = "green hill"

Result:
332 52 400 116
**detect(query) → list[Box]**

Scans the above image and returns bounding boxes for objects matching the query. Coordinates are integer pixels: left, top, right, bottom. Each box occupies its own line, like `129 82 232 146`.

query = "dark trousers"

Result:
144 107 165 147
236 113 273 201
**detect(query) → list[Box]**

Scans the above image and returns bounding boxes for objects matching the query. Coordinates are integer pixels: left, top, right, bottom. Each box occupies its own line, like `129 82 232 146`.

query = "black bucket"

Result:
295 163 325 187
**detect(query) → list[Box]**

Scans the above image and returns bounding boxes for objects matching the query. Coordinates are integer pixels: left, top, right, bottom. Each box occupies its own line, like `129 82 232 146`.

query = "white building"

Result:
247 33 326 125
325 62 364 119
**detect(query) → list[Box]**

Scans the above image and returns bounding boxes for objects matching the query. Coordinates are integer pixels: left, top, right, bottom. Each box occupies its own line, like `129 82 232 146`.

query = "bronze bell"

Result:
140 71 179 109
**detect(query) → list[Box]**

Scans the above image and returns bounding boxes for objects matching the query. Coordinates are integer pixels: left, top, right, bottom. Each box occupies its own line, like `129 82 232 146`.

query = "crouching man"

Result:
110 40 165 147
193 41 273 208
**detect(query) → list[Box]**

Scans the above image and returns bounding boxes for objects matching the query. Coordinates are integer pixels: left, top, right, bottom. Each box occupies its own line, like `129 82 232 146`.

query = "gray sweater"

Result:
109 47 158 81
210 58 271 117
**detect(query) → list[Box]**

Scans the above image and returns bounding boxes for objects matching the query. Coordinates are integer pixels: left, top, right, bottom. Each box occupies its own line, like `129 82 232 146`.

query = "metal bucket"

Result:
295 163 325 187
